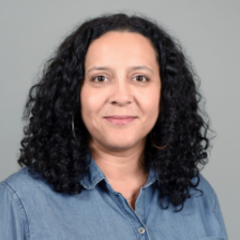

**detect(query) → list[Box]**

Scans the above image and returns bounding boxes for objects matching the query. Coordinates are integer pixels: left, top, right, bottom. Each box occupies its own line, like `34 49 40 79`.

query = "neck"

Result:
88 138 148 182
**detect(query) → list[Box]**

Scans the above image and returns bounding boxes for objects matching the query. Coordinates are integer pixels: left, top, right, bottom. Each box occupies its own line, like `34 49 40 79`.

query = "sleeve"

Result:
213 191 228 239
0 182 29 240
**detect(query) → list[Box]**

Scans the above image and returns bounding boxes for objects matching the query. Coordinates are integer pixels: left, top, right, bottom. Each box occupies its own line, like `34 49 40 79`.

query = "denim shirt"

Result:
0 155 228 240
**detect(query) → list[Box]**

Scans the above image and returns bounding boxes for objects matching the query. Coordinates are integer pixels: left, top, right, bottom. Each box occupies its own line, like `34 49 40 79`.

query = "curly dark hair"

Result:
18 12 213 211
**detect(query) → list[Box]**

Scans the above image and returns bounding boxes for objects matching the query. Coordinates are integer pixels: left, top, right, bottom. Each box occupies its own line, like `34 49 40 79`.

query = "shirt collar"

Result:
79 153 159 190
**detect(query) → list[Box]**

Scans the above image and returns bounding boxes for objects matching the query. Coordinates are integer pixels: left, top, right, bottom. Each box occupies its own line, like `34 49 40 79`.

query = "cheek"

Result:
80 87 105 120
142 89 160 115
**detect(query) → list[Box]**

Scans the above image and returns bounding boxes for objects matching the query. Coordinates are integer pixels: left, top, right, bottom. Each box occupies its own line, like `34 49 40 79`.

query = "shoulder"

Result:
0 167 54 201
1 167 47 189
190 173 217 210
197 173 215 194
0 168 34 240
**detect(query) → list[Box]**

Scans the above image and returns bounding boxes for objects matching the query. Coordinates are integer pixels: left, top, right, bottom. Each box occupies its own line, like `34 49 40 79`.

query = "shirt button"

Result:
138 227 145 234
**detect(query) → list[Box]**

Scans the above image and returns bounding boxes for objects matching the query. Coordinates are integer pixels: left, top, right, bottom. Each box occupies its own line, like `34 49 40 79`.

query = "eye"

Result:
133 75 149 82
91 75 108 82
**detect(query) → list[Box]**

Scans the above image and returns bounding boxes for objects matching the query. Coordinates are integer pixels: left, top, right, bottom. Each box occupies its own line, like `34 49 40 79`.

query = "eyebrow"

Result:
87 65 154 74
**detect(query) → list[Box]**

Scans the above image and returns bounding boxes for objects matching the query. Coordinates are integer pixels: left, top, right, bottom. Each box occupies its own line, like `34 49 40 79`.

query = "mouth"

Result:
104 116 137 125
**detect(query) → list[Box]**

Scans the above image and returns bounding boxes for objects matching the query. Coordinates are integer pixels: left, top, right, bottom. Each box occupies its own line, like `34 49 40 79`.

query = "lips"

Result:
104 116 137 125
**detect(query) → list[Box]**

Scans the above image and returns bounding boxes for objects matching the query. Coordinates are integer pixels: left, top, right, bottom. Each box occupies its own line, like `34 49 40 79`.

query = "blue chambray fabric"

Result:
0 154 228 240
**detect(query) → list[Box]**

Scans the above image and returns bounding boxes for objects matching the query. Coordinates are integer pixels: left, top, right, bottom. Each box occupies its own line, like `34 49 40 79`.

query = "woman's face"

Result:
81 31 161 151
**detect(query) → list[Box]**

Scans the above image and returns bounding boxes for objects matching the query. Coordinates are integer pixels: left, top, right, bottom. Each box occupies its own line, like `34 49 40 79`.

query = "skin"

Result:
80 31 161 210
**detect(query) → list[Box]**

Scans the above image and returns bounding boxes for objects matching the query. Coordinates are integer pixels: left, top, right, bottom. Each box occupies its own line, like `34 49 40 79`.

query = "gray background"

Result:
0 0 239 239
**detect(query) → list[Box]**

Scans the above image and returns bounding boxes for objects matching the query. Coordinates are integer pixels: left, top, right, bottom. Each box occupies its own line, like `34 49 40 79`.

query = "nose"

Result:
109 78 132 106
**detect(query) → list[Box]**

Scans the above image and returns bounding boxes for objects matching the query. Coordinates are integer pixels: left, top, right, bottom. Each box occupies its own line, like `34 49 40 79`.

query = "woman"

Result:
0 13 228 239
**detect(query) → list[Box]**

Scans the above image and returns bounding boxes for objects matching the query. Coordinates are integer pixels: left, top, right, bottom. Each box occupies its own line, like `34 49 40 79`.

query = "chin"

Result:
106 138 139 149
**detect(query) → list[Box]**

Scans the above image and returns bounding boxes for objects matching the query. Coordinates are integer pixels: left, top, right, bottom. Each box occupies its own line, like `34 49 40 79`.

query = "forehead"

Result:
84 31 158 68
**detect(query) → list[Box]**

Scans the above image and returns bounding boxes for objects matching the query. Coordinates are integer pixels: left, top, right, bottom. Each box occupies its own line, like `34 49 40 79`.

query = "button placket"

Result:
109 186 150 239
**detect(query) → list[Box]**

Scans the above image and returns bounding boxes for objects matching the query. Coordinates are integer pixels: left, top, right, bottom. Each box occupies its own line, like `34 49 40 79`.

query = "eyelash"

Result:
90 75 150 82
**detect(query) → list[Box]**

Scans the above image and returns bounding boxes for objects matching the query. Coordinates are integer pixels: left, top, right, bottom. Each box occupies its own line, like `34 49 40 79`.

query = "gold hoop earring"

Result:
150 131 171 149
72 114 81 146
